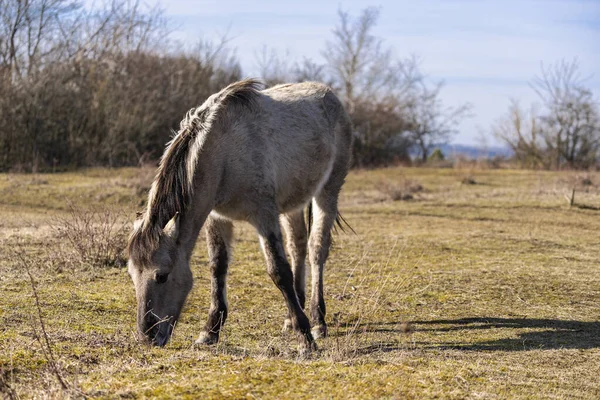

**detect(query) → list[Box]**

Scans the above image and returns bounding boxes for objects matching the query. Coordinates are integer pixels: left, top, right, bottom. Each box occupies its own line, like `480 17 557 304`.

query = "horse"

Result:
127 79 353 354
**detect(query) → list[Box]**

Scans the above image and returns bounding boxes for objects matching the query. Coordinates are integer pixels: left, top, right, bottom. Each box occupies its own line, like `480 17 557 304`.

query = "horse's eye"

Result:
155 272 169 284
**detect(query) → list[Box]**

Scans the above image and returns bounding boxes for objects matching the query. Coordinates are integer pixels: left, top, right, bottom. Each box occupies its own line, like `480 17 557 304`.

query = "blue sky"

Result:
162 0 599 146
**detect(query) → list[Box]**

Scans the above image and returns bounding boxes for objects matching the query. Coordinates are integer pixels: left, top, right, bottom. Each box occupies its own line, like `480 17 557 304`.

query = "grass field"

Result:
1 166 600 399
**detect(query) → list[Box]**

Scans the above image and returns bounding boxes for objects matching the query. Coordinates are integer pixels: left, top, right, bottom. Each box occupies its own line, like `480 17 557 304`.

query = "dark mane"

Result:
218 78 263 109
127 79 263 264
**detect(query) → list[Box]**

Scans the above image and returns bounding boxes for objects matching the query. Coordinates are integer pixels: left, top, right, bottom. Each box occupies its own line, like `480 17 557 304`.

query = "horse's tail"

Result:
305 89 355 238
305 202 355 238
335 211 355 234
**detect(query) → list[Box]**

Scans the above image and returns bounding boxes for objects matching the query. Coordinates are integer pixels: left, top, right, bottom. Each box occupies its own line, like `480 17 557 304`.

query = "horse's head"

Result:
127 213 193 346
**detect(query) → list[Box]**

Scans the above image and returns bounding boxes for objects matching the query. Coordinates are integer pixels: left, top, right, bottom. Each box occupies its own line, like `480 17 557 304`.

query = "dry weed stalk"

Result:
327 240 412 361
565 188 576 207
13 247 88 398
0 368 18 400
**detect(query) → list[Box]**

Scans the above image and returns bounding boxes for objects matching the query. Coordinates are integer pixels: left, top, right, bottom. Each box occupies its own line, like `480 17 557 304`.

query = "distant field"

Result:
1 167 600 399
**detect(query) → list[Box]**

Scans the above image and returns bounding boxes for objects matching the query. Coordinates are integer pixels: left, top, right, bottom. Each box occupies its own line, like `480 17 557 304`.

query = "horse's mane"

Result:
128 79 262 264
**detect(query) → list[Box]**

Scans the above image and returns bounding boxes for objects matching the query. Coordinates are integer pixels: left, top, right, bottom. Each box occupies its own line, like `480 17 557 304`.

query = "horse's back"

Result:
257 81 349 158
213 81 351 219
261 82 346 129
260 83 350 211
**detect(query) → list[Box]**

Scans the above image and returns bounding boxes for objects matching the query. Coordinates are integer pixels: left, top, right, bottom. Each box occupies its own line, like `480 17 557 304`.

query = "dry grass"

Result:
1 167 600 398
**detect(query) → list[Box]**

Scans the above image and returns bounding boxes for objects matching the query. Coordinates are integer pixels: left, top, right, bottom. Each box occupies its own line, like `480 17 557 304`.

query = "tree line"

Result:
0 1 597 171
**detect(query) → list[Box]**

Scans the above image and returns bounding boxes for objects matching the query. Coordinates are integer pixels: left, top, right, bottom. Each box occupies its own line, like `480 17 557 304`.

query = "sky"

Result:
161 0 599 146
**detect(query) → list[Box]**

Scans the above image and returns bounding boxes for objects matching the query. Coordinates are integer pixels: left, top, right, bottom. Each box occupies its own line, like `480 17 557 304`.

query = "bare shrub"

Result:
577 174 593 187
461 176 477 185
559 173 595 189
51 202 128 268
376 178 423 201
0 0 241 172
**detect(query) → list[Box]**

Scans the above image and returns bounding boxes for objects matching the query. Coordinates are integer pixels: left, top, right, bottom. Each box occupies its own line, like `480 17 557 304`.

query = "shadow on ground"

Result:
343 317 600 355
412 317 600 351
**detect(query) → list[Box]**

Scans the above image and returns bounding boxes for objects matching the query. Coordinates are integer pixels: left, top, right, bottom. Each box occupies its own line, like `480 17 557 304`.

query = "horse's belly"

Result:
276 154 335 213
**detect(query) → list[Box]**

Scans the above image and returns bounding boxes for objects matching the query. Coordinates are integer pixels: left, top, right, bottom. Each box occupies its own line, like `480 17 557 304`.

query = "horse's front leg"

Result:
195 216 233 345
255 215 315 355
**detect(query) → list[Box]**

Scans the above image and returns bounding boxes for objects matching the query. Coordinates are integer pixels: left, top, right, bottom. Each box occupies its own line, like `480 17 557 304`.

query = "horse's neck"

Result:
173 133 221 263
176 182 215 263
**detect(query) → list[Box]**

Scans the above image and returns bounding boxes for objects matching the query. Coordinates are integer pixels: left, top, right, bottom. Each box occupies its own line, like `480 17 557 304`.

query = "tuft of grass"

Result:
460 175 477 185
376 178 424 201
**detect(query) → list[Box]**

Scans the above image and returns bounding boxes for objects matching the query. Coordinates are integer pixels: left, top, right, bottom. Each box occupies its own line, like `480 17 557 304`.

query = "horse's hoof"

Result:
298 338 318 358
194 331 219 346
311 324 327 339
282 318 293 333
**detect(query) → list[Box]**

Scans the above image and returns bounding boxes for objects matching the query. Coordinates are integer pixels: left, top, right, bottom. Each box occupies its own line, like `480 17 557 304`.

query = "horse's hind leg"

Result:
195 216 233 345
309 175 346 339
253 210 315 354
280 210 308 332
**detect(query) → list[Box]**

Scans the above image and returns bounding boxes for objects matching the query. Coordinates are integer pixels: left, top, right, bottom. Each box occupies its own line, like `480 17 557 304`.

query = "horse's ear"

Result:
163 212 180 241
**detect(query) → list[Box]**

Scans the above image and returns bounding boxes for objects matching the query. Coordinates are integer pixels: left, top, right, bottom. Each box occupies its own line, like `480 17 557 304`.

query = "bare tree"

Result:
493 100 547 168
323 7 401 113
323 8 422 165
495 59 599 169
292 57 328 83
0 0 81 81
406 79 472 162
255 47 330 86
532 59 600 169
254 45 291 86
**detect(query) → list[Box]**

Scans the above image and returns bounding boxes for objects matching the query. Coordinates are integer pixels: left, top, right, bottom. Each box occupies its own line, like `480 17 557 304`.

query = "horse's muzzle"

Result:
139 312 174 347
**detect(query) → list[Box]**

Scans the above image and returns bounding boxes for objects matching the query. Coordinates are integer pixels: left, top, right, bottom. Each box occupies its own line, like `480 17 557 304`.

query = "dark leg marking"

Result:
196 217 232 345
261 229 315 354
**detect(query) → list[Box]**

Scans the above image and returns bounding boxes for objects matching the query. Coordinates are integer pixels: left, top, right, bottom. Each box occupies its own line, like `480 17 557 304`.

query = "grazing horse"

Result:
127 79 353 353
